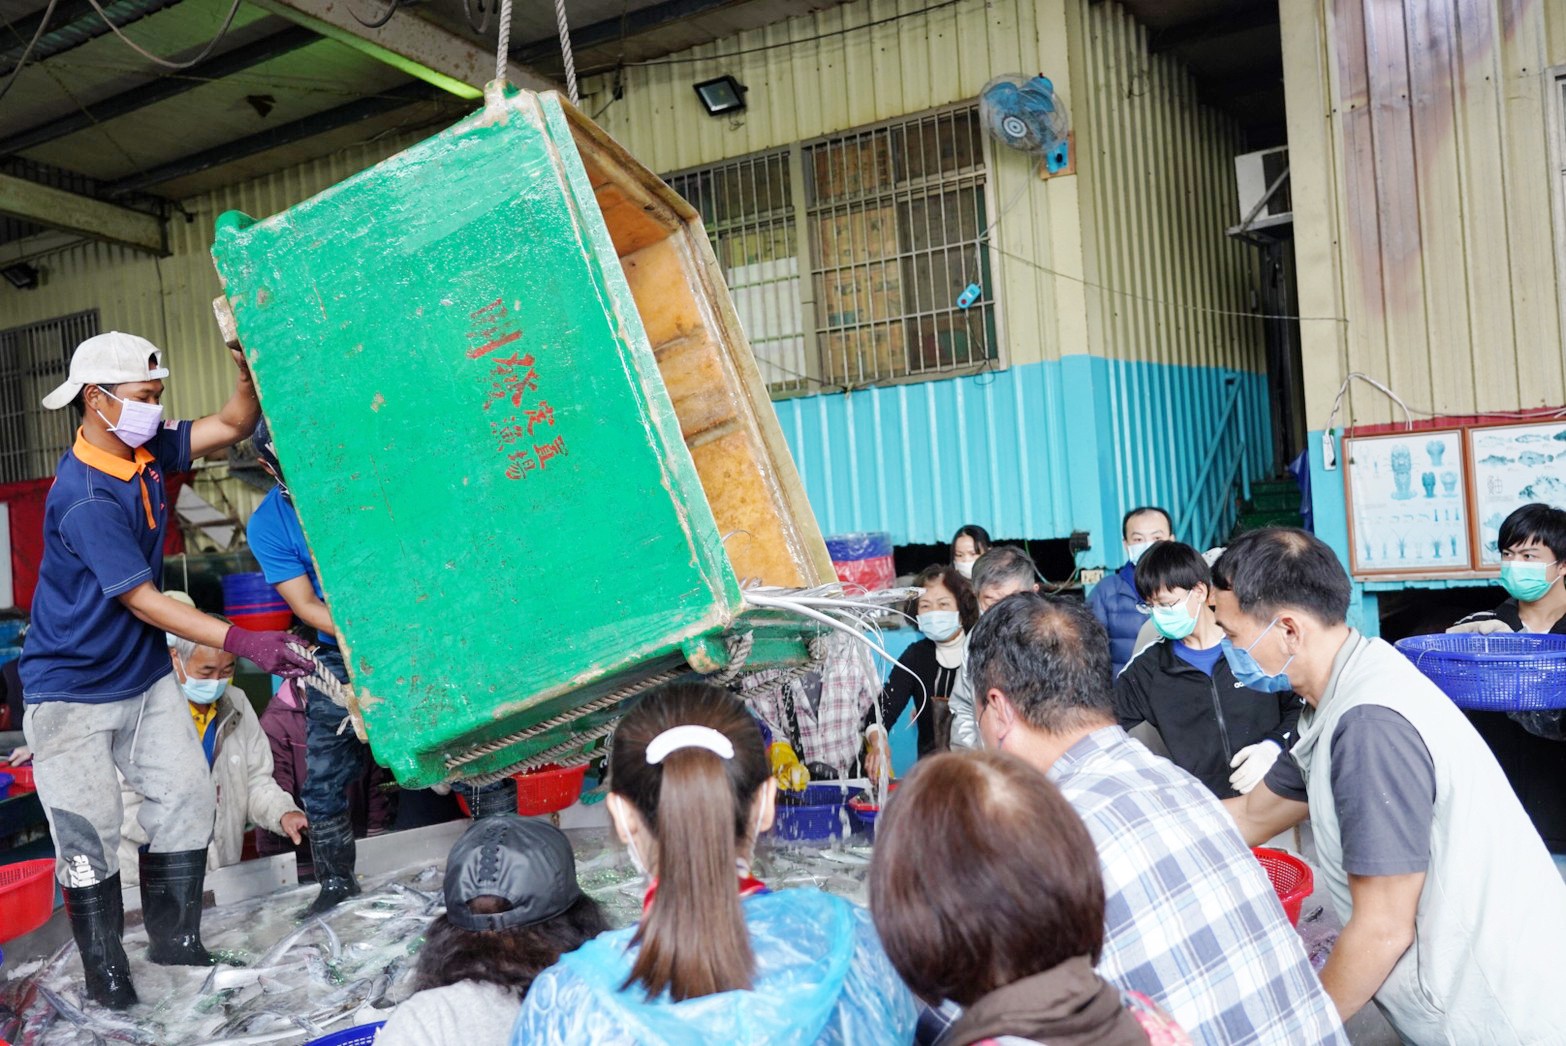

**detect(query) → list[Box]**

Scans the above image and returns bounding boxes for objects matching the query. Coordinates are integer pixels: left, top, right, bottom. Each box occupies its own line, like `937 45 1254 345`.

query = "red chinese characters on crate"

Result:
467 297 569 480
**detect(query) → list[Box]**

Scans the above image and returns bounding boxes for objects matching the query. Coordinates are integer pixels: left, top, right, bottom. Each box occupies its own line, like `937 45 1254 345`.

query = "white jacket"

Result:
119 685 301 885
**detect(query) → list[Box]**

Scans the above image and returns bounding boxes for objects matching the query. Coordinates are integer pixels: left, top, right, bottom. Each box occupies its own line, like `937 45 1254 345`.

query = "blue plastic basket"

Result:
305 1022 384 1046
1395 634 1566 712
772 783 857 842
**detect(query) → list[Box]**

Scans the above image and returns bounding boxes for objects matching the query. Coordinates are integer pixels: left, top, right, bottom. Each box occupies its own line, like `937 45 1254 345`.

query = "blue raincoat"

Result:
511 888 917 1044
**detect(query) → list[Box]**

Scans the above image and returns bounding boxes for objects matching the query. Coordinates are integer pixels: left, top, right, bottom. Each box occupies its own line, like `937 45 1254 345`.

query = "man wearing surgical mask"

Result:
118 604 307 888
1218 528 1566 1040
1087 506 1171 675
1447 503 1566 855
1114 541 1300 798
20 331 312 1007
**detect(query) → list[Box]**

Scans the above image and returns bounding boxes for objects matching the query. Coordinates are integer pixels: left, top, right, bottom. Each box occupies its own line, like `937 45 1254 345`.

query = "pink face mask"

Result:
95 386 163 449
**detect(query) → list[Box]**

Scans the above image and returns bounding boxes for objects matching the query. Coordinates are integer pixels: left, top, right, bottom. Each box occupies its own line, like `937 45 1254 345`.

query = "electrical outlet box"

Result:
1068 530 1091 554
1080 568 1106 585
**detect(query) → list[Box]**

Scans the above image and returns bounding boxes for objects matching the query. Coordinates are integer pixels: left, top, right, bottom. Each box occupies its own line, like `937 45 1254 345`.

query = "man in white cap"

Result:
19 331 312 1009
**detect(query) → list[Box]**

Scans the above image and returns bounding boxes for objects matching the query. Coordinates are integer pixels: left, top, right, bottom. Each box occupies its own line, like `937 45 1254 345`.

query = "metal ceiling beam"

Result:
104 80 441 194
246 0 553 97
0 26 320 158
511 0 736 66
1147 5 1278 54
0 0 184 76
0 171 163 252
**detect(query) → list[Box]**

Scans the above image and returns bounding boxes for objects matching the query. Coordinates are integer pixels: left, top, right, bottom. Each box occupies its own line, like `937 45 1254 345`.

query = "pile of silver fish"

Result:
0 828 876 1045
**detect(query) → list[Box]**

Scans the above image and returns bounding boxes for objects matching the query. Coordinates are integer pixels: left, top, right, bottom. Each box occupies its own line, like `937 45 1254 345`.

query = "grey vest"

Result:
1292 632 1566 1044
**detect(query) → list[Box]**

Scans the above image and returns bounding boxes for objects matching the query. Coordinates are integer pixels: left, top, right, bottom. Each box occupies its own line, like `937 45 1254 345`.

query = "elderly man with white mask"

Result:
118 598 306 887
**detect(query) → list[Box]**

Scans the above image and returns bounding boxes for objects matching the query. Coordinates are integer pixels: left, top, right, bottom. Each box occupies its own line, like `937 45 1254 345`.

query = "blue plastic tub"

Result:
772 783 857 842
306 1022 385 1046
0 773 14 800
1395 633 1566 712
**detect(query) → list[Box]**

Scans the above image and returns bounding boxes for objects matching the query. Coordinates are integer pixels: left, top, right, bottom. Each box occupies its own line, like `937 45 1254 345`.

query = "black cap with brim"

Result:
443 814 582 932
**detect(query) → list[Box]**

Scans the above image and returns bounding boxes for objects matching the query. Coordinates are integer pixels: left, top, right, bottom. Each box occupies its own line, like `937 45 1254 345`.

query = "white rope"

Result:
553 0 579 105
494 0 512 84
82 0 244 71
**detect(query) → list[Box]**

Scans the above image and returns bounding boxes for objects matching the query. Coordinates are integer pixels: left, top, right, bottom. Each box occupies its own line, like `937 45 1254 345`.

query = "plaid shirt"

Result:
917 728 1346 1046
740 632 878 772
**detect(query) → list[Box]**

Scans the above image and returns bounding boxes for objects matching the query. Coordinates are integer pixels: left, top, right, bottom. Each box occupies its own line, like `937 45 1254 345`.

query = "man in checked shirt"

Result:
942 592 1346 1046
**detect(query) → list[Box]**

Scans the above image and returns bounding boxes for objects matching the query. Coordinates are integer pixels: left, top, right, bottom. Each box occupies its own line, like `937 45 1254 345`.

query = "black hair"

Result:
1210 527 1351 625
971 545 1038 597
1121 506 1172 540
72 383 115 419
951 525 991 557
413 892 610 998
1498 503 1566 562
966 593 1115 733
912 564 981 633
1132 541 1210 601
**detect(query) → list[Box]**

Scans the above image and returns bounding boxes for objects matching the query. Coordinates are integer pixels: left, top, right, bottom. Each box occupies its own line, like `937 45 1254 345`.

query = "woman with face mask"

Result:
512 682 916 1044
116 606 307 889
951 525 991 580
1113 543 1302 799
862 565 981 778
1447 502 1566 850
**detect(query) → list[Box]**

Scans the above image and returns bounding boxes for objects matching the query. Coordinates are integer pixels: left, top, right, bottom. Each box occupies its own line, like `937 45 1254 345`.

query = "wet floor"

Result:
0 828 876 1045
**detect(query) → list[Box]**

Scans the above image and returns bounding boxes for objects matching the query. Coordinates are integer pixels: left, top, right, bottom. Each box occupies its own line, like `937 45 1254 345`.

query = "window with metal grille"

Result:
666 151 809 392
665 103 997 394
0 311 100 484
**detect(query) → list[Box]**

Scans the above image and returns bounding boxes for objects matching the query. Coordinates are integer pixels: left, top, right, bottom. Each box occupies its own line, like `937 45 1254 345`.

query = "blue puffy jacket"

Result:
511 888 917 1045
1086 564 1148 676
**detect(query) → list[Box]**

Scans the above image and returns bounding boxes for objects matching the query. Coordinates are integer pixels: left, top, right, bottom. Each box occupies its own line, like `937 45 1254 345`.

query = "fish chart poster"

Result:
1468 420 1566 567
1345 429 1471 576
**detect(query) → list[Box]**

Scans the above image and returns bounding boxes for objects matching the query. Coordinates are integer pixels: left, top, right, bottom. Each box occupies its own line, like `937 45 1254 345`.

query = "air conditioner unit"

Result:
1234 146 1291 229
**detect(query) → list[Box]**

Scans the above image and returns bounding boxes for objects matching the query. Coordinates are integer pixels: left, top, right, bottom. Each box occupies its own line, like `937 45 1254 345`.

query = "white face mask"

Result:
1126 541 1154 566
954 559 974 579
94 386 164 449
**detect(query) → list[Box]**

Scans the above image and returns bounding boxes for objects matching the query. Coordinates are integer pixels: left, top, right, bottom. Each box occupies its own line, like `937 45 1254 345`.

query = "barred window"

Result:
0 310 99 484
665 103 998 394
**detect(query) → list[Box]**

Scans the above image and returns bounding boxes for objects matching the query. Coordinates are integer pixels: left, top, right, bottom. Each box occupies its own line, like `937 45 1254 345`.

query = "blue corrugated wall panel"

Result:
773 357 1271 556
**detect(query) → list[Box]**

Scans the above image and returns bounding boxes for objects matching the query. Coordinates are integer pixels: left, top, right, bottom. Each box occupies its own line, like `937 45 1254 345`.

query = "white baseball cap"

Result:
41 331 170 410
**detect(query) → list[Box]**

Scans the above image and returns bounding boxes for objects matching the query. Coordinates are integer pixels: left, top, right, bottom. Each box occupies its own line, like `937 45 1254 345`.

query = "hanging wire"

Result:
82 0 244 71
554 0 578 105
494 0 513 82
0 0 61 107
349 0 402 30
464 0 491 35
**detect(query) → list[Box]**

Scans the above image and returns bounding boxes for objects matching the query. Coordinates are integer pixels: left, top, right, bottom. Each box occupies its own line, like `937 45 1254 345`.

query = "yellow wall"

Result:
583 0 1260 373
1068 0 1262 373
1283 0 1566 427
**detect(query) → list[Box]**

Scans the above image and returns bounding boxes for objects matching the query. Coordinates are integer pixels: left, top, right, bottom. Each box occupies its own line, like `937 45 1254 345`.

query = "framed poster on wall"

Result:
1344 429 1471 575
1467 419 1566 566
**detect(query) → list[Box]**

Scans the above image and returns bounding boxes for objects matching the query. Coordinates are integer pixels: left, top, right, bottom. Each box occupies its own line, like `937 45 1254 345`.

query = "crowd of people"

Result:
9 328 1566 1045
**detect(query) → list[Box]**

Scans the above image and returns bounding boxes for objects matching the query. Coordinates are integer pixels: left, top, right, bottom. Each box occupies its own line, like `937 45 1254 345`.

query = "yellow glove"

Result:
769 741 810 792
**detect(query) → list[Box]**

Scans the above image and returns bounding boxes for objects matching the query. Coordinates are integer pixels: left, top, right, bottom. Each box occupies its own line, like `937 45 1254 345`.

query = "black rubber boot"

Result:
62 875 138 1010
306 815 360 915
139 849 215 966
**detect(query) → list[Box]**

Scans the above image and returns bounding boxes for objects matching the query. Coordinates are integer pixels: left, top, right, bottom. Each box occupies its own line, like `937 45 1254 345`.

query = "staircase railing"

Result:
1174 377 1251 553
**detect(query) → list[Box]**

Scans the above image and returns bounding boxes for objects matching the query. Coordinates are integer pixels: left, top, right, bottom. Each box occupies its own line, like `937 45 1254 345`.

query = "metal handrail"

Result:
1174 377 1250 551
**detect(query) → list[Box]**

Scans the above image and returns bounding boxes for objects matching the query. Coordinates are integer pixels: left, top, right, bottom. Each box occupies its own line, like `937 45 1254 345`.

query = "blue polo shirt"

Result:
21 423 192 703
247 486 335 647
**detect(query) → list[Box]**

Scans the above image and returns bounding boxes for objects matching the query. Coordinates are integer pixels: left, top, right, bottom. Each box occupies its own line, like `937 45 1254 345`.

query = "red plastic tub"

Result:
0 860 56 943
455 763 589 818
1252 847 1313 925
8 767 34 793
228 610 295 632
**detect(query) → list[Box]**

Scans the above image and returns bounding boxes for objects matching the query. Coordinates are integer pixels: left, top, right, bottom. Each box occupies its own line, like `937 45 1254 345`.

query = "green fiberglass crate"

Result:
210 87 832 789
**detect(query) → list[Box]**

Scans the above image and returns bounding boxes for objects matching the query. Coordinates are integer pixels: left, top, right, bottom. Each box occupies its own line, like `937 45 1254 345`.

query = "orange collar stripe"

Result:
72 428 159 530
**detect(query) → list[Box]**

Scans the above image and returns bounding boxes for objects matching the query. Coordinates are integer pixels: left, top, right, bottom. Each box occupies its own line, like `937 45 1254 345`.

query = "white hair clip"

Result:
645 725 734 765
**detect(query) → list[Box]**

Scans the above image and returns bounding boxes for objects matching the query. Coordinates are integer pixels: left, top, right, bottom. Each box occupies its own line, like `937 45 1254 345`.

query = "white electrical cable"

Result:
1322 371 1566 436
82 0 244 71
553 0 578 105
494 0 512 84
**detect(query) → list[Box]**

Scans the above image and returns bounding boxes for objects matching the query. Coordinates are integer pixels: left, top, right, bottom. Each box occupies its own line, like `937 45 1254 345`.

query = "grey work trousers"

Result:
24 674 215 887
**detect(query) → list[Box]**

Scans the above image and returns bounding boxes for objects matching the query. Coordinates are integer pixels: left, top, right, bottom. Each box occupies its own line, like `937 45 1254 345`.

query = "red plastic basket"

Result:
0 860 56 943
1252 847 1313 925
7 767 34 792
229 610 294 632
